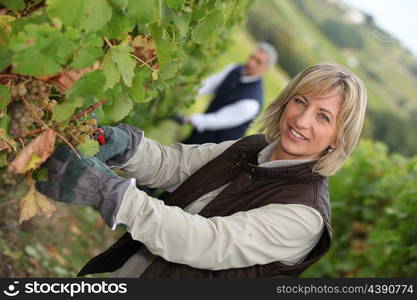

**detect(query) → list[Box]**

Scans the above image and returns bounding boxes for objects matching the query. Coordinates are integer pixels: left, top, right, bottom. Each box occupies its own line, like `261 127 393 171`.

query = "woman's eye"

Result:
320 113 330 122
294 98 305 105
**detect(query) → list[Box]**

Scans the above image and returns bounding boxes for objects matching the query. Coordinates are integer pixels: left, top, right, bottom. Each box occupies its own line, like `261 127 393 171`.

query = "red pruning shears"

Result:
92 113 106 145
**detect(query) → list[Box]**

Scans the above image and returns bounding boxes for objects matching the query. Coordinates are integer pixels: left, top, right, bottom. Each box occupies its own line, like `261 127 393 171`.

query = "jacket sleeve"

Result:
119 136 236 192
197 64 236 96
115 183 324 270
190 99 260 132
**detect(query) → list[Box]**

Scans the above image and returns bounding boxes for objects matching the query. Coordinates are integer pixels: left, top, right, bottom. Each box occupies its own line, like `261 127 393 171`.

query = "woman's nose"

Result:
294 109 313 129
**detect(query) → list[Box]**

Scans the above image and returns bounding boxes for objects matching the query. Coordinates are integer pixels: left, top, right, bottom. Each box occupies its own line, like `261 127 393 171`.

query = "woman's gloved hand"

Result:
35 146 133 228
95 123 143 167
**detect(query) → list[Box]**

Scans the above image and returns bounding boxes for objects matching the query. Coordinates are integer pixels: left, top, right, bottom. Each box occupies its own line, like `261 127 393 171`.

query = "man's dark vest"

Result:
183 65 264 144
78 134 332 278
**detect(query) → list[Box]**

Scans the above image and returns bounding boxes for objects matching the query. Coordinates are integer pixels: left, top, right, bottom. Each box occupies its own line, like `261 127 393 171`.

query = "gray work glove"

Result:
36 146 132 228
95 123 143 167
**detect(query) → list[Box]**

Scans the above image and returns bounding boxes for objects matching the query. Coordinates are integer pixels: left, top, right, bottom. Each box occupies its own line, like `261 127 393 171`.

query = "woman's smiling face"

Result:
274 93 342 160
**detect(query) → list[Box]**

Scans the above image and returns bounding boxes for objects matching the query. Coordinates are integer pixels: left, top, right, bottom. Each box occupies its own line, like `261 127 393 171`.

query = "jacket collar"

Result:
236 134 324 181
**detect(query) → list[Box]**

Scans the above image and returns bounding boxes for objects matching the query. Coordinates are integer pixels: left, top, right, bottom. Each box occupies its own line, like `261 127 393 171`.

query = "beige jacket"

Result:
111 136 324 277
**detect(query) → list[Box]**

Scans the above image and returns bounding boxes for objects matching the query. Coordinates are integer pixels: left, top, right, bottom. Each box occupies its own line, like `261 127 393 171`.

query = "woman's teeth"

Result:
290 128 306 140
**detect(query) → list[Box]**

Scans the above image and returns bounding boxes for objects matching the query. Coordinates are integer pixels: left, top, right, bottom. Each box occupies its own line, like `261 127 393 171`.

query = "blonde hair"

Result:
259 62 367 176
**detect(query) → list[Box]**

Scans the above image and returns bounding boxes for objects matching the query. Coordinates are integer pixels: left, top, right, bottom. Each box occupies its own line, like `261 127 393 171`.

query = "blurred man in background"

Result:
174 42 278 144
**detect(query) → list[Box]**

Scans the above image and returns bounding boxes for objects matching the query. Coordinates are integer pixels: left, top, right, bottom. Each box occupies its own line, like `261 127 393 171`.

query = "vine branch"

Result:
130 53 157 73
70 99 107 121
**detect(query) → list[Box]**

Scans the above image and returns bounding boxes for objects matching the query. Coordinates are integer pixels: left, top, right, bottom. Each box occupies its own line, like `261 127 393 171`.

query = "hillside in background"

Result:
246 0 417 156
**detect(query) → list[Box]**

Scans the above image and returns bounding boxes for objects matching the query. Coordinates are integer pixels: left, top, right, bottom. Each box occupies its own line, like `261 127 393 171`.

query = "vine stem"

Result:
65 128 81 144
0 74 19 80
26 128 43 136
70 99 107 121
130 53 157 73
55 130 81 159
0 74 19 84
22 0 46 16
45 79 66 91
103 37 114 48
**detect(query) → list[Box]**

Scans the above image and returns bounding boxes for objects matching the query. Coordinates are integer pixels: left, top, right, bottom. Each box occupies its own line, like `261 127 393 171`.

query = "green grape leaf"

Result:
0 47 12 72
0 113 10 131
164 0 186 9
52 97 83 122
144 89 158 103
93 106 111 126
47 0 112 33
0 15 13 44
0 85 11 110
84 0 112 33
33 167 48 182
10 24 77 76
109 44 135 87
111 0 129 10
149 23 171 67
0 114 12 141
71 35 103 69
192 9 224 43
127 69 151 103
2 0 25 10
67 70 106 100
77 139 99 157
46 0 86 29
191 4 206 21
158 59 181 80
100 52 121 90
173 14 191 37
12 50 59 76
103 91 133 122
10 14 49 35
102 9 134 40
127 0 159 24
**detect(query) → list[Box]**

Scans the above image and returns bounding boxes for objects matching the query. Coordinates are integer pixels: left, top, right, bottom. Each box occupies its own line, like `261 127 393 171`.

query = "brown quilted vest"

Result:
78 134 332 278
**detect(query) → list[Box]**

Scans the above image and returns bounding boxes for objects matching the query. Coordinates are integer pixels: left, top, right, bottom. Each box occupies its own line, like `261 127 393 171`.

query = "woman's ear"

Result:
327 145 335 153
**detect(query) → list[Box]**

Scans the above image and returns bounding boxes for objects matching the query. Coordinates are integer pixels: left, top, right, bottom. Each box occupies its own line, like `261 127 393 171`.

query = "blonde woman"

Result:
36 62 367 278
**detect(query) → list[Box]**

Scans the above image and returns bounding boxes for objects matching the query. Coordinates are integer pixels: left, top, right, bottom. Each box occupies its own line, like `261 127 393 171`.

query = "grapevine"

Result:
0 0 253 224
0 75 102 223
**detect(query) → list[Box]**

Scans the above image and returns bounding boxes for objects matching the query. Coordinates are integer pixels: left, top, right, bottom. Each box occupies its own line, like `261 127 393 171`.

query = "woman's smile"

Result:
288 126 308 141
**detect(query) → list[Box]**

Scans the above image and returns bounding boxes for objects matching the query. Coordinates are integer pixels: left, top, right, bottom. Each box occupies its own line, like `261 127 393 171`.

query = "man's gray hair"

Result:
257 42 278 67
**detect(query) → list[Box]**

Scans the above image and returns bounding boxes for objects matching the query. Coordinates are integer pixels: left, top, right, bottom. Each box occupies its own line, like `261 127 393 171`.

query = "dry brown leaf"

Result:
131 34 158 65
8 128 56 174
19 177 56 223
40 62 100 91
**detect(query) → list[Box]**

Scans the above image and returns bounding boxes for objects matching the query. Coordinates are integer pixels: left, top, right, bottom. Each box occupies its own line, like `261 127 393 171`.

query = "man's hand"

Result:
169 114 191 125
36 146 132 228
95 123 143 166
